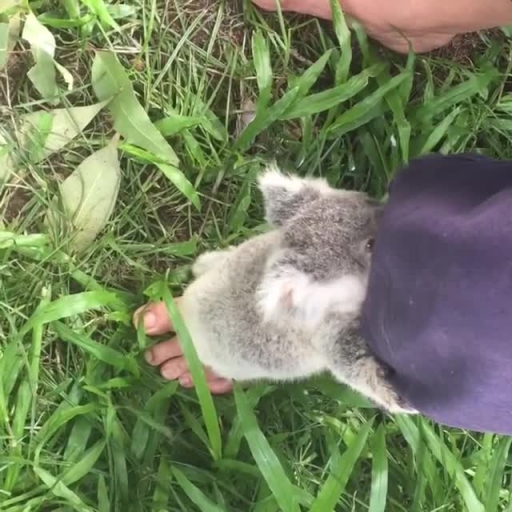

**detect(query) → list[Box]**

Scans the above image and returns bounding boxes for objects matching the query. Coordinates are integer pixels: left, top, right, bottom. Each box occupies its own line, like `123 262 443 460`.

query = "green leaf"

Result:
310 419 374 512
418 418 485 512
120 143 200 210
287 50 332 100
154 114 203 136
172 466 226 512
155 163 200 211
414 106 462 157
23 290 118 334
91 51 179 165
412 70 498 123
484 437 511 512
374 67 411 163
156 281 222 460
153 458 172 509
34 403 99 461
330 0 352 84
34 467 93 511
234 384 300 512
80 0 120 30
368 425 388 512
235 87 300 149
280 64 384 120
53 321 133 372
329 72 410 137
47 138 121 252
252 30 272 109
62 440 106 485
98 475 110 512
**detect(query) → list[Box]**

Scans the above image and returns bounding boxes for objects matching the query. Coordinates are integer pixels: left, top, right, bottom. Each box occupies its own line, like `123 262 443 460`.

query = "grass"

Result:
1 0 512 510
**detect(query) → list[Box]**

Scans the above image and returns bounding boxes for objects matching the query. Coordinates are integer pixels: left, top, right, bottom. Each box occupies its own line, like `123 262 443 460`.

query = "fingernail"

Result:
144 350 153 364
180 376 191 387
143 312 156 331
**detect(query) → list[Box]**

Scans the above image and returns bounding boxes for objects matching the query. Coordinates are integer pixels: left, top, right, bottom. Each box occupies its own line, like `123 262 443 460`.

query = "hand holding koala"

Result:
178 165 415 414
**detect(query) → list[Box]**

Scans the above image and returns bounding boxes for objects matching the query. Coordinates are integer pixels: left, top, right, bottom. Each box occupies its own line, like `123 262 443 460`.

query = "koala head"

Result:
257 163 381 329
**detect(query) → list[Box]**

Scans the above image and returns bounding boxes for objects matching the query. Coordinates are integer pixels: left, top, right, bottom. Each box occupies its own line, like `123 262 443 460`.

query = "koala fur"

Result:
179 164 415 414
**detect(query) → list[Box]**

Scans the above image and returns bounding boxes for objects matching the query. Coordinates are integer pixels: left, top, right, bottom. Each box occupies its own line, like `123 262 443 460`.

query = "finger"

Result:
145 338 183 366
160 356 189 380
179 373 234 394
133 300 182 335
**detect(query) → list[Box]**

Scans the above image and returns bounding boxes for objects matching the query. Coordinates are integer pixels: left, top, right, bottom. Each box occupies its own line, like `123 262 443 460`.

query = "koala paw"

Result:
380 389 418 415
373 368 418 415
192 248 234 277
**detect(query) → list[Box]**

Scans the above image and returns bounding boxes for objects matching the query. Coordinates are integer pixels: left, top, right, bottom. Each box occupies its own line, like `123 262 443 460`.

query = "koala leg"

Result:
192 247 235 277
325 322 417 414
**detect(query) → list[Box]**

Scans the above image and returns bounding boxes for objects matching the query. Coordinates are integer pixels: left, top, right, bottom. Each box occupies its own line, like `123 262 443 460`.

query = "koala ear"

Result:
256 255 367 329
258 163 331 226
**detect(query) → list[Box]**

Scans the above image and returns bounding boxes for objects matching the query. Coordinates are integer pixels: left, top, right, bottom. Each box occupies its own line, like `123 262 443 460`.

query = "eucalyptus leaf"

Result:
0 102 108 183
47 138 121 252
91 51 179 165
22 12 59 101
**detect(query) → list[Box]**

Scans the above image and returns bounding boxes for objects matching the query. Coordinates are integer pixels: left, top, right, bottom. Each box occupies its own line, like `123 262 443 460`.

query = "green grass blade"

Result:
154 115 203 136
156 162 201 211
97 474 110 512
234 384 300 512
328 72 409 137
419 418 485 512
156 280 222 461
484 437 512 512
53 322 132 372
280 64 385 120
235 87 300 149
368 424 388 512
287 50 332 99
412 70 498 123
22 291 119 336
34 467 93 511
310 418 374 512
414 106 462 157
172 466 226 512
62 440 106 485
329 0 352 83
252 29 273 109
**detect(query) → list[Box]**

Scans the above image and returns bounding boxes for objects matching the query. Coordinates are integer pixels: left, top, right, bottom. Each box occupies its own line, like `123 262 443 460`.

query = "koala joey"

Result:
179 164 416 414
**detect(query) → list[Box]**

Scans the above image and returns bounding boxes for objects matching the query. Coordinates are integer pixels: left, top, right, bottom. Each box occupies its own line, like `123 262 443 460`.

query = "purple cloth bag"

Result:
361 153 512 434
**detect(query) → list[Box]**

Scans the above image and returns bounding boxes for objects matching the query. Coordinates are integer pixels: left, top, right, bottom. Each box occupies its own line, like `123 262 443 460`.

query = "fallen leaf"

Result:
0 101 109 183
91 51 178 165
22 12 58 101
22 12 74 101
0 24 8 70
46 138 121 252
22 101 110 157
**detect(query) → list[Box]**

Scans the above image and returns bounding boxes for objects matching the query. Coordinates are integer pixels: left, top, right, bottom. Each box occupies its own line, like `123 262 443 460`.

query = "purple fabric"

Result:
361 153 512 434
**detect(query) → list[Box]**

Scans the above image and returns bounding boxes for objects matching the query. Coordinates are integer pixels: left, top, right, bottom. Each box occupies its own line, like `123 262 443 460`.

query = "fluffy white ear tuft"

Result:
257 162 331 226
257 264 367 329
